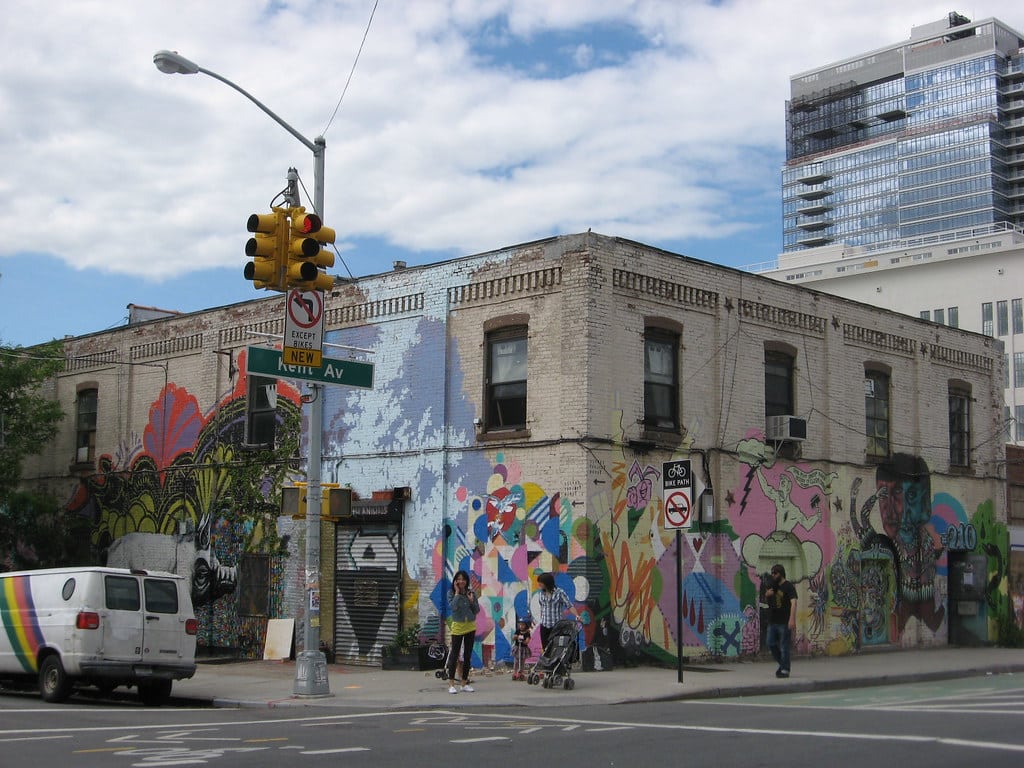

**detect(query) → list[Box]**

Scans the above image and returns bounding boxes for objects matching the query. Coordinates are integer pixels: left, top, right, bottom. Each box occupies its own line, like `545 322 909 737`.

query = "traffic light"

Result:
244 209 287 291
285 207 336 291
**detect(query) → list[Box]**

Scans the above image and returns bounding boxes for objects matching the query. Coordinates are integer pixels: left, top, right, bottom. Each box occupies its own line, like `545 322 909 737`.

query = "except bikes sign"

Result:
662 459 693 530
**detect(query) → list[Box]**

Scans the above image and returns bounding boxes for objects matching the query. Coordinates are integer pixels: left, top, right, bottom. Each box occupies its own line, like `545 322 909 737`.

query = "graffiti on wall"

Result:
66 352 301 646
430 453 598 668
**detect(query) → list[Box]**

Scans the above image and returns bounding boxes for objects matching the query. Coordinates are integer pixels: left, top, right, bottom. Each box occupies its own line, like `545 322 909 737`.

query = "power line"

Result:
321 0 379 138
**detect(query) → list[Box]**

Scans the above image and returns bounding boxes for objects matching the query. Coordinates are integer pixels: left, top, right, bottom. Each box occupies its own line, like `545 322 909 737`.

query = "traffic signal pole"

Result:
301 138 330 696
153 50 331 697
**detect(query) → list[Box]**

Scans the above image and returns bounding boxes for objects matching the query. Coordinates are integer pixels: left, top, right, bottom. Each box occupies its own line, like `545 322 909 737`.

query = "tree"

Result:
0 340 65 500
0 490 94 569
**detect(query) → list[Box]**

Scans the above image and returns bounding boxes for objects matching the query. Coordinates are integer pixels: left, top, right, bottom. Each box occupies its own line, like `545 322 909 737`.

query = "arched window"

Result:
644 326 679 431
865 366 891 459
764 348 795 418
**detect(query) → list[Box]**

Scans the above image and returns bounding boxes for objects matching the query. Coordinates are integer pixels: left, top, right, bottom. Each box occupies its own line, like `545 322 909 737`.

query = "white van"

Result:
0 566 198 704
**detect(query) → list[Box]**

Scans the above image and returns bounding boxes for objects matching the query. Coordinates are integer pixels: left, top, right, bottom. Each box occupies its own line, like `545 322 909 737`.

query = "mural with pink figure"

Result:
733 435 836 584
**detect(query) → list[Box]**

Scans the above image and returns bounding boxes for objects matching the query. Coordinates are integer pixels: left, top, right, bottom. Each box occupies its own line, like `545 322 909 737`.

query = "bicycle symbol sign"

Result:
663 460 691 490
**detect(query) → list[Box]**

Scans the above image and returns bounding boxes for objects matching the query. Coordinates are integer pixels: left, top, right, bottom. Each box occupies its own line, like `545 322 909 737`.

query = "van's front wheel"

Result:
39 655 72 703
138 679 172 706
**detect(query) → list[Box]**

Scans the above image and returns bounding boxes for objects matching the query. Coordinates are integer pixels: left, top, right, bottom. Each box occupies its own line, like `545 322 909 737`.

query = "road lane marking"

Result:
301 747 369 754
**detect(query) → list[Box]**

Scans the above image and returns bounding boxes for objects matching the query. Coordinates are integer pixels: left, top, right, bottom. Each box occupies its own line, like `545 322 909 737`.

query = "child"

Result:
511 616 532 681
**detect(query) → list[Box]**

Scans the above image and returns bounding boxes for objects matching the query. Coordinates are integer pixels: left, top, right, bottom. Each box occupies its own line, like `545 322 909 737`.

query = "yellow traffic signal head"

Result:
244 209 287 291
285 206 336 290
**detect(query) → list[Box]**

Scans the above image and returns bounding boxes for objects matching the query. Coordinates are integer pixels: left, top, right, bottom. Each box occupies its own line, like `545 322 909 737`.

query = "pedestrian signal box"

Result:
281 483 353 520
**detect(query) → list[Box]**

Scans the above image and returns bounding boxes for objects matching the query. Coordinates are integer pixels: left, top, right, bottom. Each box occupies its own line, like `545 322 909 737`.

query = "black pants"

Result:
446 630 474 683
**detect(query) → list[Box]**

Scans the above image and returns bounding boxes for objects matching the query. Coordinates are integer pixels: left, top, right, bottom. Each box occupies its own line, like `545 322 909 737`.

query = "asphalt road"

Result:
1 674 1022 767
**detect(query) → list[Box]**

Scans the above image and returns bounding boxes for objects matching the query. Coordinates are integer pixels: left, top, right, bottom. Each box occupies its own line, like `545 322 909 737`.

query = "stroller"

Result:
526 618 581 690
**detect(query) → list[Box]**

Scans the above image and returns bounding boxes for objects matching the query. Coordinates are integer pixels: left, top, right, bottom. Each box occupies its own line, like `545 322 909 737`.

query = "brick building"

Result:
18 233 1012 665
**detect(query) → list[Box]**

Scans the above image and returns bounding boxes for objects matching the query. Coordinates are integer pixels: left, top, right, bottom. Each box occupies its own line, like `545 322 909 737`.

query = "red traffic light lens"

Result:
295 213 322 234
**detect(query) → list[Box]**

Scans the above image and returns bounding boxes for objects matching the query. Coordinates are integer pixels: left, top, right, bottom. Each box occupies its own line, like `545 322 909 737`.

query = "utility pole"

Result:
153 50 331 697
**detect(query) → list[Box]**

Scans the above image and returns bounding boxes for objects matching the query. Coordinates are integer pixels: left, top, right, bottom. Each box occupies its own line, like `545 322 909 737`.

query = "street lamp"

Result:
154 49 330 697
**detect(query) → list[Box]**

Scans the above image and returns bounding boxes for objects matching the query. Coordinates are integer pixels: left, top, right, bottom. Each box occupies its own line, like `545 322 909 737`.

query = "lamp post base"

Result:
292 649 332 696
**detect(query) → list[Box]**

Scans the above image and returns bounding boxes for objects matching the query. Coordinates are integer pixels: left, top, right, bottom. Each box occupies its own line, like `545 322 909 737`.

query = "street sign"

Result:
283 289 325 367
246 346 374 389
662 459 693 530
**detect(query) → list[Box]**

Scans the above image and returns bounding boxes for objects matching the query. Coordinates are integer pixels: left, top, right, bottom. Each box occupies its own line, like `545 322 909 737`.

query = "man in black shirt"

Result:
764 564 797 678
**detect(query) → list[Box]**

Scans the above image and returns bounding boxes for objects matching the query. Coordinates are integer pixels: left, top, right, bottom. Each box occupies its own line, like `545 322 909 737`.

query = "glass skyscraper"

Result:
783 13 1024 253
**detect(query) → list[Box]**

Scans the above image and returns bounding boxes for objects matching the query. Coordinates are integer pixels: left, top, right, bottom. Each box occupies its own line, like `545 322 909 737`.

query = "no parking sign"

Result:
662 459 692 530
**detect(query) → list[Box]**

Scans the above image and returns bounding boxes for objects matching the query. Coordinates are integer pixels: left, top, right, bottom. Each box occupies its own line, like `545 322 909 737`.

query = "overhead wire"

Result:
285 1 380 284
321 0 379 139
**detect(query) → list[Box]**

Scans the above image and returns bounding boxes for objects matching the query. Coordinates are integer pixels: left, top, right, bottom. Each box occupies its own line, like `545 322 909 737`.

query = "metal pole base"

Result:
293 650 332 697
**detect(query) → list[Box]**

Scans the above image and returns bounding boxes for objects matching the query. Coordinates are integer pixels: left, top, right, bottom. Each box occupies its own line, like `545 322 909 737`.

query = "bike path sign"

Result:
662 459 692 530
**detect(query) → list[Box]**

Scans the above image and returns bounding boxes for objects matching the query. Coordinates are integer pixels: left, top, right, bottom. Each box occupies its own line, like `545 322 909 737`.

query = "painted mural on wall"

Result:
427 419 1005 667
429 452 599 669
313 309 1008 661
65 351 302 648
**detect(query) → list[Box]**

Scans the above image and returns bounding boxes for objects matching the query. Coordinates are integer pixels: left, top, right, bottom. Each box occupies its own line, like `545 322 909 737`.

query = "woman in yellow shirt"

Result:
446 570 480 693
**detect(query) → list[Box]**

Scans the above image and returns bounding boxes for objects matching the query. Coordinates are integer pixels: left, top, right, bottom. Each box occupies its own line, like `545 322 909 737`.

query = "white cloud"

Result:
0 0 1019 286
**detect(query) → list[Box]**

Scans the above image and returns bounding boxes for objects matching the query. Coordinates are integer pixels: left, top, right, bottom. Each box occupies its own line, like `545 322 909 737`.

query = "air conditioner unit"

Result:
766 415 807 442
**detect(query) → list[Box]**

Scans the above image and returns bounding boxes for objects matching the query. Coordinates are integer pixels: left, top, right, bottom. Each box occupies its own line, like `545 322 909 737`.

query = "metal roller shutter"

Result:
333 509 401 666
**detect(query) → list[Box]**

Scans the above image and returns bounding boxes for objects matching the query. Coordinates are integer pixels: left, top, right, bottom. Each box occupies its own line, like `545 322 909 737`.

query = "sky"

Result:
2 1 1021 347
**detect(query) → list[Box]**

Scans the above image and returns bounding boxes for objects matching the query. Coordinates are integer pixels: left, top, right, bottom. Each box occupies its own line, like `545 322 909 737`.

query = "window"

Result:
486 327 527 430
105 576 141 611
1016 352 1024 388
948 384 971 467
246 376 277 446
1017 405 1024 442
919 310 931 321
765 349 795 418
948 307 959 328
933 308 944 325
865 369 890 458
982 302 993 336
238 554 270 616
1013 298 1023 335
75 388 98 463
1006 354 1012 389
144 579 180 614
997 300 1009 336
644 327 679 430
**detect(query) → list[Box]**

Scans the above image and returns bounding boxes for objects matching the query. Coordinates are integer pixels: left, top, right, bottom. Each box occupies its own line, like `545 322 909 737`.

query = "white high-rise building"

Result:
763 13 1024 446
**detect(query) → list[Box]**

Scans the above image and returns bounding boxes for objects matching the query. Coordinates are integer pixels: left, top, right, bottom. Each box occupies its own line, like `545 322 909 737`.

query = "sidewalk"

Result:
170 646 1024 709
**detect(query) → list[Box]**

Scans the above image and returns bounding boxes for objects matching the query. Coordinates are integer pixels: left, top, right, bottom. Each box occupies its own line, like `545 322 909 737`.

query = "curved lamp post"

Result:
154 49 330 697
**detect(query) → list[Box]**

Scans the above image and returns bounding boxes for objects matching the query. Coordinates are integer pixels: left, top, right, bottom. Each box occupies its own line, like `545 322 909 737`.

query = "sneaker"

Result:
461 684 475 693
448 685 458 694
778 670 790 678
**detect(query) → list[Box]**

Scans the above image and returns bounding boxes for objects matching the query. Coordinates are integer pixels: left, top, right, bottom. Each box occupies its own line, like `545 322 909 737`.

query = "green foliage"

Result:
384 623 423 655
0 490 95 570
0 341 65 500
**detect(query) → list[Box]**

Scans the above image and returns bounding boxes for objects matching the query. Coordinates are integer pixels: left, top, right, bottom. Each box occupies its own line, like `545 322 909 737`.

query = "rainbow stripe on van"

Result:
0 575 45 673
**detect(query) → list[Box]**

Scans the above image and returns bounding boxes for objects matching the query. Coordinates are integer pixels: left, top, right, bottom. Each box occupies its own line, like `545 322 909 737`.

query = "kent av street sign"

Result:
246 346 374 389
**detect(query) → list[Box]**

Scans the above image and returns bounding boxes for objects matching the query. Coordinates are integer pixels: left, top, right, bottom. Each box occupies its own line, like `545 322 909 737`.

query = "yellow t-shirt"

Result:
450 618 476 636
